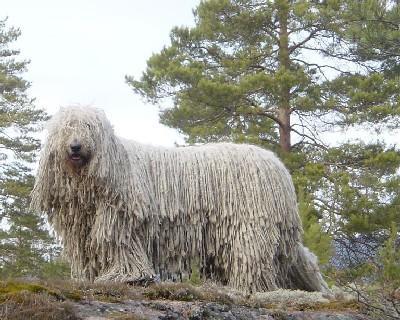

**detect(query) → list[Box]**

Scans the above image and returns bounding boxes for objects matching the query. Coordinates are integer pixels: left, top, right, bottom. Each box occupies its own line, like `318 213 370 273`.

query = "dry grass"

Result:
38 278 144 302
144 282 203 301
0 279 142 320
0 278 364 319
144 282 243 306
0 286 79 320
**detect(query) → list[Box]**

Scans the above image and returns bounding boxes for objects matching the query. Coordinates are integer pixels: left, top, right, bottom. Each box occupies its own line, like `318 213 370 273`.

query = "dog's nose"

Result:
70 142 81 152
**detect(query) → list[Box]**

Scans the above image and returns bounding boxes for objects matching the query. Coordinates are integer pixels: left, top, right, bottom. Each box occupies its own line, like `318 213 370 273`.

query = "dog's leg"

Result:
94 238 156 285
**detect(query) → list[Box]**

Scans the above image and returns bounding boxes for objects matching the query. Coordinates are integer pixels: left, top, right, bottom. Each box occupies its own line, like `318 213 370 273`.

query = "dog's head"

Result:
45 106 115 174
32 106 135 214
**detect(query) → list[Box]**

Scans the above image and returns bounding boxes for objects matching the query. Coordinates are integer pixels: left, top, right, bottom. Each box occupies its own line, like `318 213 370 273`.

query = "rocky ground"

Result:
72 298 369 320
0 280 372 320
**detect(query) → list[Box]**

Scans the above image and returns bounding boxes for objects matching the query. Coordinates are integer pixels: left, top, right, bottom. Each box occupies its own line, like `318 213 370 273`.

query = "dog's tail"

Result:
288 243 330 293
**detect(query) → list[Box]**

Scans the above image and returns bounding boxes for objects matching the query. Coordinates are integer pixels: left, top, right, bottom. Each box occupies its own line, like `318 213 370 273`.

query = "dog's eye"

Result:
85 123 91 129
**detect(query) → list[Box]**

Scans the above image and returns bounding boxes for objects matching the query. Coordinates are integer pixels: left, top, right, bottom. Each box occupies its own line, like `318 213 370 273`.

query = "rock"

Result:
0 279 371 320
71 299 370 320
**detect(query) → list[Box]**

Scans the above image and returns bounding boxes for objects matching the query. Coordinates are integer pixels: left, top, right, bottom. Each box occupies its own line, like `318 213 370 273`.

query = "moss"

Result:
144 283 202 301
308 300 362 311
63 290 82 302
0 279 364 320
0 281 64 302
0 281 48 295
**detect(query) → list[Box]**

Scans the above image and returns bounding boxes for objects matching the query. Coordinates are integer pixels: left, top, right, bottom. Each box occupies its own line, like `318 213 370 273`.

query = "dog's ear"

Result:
31 143 57 212
86 111 131 185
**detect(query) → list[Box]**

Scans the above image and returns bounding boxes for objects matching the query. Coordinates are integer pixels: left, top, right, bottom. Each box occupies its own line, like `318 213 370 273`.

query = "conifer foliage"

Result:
0 18 63 278
128 0 400 269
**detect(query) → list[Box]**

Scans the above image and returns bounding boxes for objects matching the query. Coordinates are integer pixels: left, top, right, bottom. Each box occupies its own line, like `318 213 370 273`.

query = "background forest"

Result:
0 0 399 319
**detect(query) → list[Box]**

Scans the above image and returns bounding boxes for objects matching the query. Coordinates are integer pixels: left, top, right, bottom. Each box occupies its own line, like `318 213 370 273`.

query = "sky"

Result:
3 0 200 146
2 1 398 149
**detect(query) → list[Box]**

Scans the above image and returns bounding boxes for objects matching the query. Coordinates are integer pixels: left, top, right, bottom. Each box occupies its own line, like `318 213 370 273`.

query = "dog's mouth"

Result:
70 153 82 162
67 152 89 168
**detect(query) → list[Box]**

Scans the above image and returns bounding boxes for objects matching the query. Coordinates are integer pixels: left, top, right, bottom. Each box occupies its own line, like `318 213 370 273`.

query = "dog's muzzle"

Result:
67 140 90 168
70 142 82 162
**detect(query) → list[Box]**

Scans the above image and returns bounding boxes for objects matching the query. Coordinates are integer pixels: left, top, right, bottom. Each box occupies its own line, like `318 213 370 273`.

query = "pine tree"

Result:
127 0 400 266
329 3 400 316
0 164 52 277
0 18 61 278
345 0 400 75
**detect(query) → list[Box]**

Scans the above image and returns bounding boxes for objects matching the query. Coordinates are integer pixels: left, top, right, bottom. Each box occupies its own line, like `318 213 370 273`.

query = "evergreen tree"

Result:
327 0 400 262
329 4 400 315
345 0 400 75
0 164 53 277
0 18 60 278
127 0 400 266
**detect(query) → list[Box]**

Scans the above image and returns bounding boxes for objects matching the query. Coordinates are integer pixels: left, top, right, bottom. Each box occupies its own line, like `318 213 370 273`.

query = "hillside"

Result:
0 280 371 320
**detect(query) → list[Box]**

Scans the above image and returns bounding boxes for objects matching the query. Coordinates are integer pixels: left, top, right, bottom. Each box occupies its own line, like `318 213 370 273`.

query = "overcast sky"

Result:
3 0 200 146
2 0 398 149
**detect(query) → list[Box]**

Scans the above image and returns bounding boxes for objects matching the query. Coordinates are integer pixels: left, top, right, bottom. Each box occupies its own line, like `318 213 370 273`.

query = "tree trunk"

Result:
278 107 291 153
277 0 291 153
